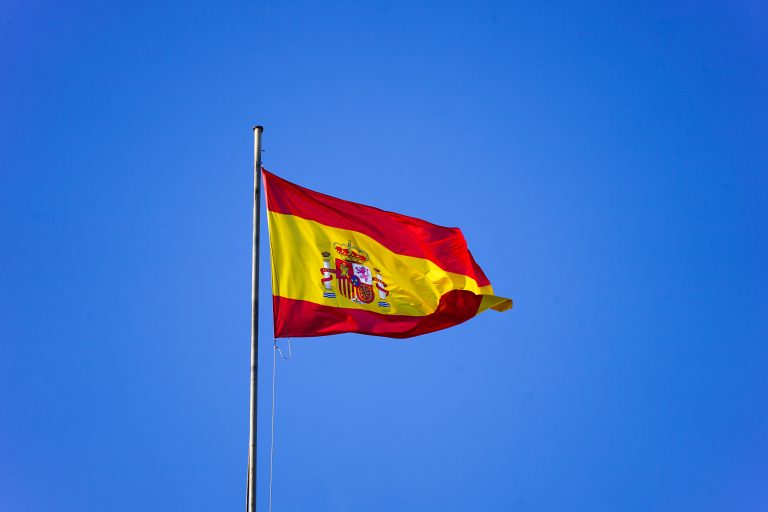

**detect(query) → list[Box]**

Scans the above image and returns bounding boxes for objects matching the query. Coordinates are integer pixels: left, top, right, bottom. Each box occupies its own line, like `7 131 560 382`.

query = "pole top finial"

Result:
252 125 264 132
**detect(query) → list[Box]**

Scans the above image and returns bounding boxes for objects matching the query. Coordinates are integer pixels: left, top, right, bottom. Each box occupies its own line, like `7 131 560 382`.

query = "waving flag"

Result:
263 169 512 339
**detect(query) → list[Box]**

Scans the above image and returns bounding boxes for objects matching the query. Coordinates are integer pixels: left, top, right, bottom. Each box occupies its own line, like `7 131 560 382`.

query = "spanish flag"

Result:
264 169 512 339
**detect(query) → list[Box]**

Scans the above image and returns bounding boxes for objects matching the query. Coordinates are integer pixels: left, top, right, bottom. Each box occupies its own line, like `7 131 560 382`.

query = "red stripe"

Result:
263 169 491 287
272 290 483 339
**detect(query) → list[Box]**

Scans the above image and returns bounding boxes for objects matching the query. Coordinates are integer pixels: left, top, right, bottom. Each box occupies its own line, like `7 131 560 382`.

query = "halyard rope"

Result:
269 338 292 512
264 164 292 512
269 339 277 512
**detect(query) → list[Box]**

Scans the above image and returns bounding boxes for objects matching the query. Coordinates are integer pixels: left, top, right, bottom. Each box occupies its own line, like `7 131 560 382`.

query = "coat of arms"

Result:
320 241 390 308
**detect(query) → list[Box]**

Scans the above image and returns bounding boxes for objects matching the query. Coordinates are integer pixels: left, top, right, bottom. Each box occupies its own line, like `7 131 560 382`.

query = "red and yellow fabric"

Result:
264 169 512 339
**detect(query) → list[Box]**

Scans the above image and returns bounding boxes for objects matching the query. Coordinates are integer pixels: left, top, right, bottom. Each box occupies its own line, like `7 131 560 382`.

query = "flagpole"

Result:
247 125 263 512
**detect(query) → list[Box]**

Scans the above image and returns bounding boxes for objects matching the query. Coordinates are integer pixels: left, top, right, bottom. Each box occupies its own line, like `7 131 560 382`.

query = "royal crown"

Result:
334 241 369 264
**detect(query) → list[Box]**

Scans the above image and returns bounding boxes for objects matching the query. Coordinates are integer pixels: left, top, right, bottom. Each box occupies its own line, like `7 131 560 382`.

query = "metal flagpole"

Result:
247 125 264 512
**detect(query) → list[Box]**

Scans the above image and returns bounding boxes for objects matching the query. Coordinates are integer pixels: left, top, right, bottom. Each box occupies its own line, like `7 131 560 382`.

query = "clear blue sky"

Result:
2 1 766 511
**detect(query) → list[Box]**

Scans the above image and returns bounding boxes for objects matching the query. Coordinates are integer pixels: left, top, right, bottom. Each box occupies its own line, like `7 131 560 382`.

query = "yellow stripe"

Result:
479 294 514 313
267 212 508 317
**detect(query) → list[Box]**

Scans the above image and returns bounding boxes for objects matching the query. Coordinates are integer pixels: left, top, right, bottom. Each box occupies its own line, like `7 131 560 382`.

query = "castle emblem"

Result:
320 241 390 308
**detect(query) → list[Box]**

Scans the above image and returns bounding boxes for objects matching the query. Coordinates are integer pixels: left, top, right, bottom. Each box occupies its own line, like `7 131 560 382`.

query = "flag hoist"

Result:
246 126 512 511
